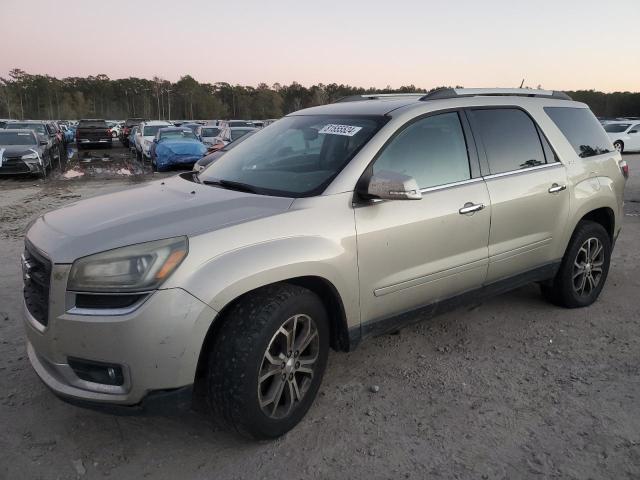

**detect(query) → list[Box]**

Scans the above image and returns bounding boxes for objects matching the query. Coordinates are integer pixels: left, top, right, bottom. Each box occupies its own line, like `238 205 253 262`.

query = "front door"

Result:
355 111 491 330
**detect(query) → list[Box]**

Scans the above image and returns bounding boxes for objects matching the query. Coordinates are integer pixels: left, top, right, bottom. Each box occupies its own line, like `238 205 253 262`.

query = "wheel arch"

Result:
192 276 352 407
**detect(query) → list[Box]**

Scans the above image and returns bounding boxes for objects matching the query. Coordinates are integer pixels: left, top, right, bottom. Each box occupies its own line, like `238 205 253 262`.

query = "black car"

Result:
0 129 52 176
4 120 62 164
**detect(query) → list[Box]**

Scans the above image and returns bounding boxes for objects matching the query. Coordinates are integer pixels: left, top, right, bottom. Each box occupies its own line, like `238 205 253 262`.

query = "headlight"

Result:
68 237 188 293
22 152 39 161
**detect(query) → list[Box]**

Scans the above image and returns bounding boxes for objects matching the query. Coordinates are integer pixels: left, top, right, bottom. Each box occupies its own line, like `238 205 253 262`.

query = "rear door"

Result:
355 111 491 329
466 107 570 283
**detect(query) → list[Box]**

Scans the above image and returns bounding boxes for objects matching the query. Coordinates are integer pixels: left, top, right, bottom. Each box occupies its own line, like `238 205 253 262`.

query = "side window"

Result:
373 112 471 189
469 109 546 174
631 124 640 133
544 107 613 158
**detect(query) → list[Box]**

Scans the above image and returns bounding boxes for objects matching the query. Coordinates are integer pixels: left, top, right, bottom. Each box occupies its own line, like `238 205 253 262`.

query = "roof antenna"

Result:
519 79 525 88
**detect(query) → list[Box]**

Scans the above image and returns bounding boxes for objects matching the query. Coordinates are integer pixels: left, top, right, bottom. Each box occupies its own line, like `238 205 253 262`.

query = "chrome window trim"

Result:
419 176 484 194
483 162 563 180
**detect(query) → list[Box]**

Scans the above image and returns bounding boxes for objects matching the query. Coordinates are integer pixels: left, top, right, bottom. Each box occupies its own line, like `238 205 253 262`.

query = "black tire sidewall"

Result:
210 287 330 439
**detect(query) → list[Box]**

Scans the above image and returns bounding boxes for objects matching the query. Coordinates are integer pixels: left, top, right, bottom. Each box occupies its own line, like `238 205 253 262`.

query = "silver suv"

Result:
23 89 627 439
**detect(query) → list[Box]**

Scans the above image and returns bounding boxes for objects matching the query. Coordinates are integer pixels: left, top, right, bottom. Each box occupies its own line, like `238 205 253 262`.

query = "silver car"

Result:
23 89 627 439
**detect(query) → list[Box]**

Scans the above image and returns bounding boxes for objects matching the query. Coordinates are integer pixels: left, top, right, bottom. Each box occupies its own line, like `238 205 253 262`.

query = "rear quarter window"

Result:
544 107 613 158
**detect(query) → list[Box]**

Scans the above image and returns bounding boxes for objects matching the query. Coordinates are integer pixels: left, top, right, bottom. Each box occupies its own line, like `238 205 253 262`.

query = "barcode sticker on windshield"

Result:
319 124 362 137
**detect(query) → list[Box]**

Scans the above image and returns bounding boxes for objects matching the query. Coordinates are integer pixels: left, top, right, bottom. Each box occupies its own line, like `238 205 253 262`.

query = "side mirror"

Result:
629 130 638 134
363 170 422 201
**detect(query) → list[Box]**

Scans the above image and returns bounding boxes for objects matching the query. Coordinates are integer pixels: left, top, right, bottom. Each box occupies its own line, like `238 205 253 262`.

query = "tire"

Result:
614 141 624 153
151 158 158 172
541 220 611 308
206 284 329 439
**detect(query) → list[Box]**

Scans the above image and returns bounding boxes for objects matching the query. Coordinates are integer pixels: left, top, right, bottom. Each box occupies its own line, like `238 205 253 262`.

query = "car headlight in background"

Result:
68 237 188 293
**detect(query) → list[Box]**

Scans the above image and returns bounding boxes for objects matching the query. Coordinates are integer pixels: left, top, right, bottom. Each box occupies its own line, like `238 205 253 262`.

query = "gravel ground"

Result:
0 146 639 480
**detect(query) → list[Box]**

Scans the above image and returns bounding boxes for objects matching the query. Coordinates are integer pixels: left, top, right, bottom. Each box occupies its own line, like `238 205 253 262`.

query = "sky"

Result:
1 0 639 92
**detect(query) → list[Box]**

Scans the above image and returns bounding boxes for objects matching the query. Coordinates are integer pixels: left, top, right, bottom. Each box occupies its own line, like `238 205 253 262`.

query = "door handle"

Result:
548 183 567 193
459 202 485 215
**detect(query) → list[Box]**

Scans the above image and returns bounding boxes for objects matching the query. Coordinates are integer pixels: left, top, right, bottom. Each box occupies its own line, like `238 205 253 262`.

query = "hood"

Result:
26 174 294 263
157 140 206 156
0 145 41 157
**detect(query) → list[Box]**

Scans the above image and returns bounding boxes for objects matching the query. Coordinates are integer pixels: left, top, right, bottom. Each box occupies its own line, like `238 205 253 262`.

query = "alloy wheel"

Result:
572 237 604 297
257 314 319 419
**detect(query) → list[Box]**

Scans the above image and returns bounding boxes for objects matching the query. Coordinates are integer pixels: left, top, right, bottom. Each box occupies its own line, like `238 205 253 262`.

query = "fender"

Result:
177 235 360 331
558 175 619 258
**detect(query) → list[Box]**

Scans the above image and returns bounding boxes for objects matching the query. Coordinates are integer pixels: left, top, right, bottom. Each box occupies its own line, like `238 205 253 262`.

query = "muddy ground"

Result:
0 145 639 480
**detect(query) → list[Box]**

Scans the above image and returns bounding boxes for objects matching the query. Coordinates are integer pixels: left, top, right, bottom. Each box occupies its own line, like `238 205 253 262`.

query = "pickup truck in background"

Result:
120 118 147 147
75 119 112 149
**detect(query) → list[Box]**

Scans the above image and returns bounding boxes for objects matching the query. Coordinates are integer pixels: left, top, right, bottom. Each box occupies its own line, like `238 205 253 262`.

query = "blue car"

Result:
150 127 207 171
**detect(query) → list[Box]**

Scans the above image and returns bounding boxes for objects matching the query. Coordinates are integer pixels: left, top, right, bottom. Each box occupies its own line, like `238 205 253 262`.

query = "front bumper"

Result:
0 157 41 175
25 283 217 407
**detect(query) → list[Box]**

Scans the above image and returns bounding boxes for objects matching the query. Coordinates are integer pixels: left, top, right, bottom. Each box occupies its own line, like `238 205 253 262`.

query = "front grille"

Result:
0 157 30 174
23 241 52 327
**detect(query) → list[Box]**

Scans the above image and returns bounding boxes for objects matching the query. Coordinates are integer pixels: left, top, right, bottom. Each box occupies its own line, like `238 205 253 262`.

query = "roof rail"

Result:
420 88 572 101
334 93 426 103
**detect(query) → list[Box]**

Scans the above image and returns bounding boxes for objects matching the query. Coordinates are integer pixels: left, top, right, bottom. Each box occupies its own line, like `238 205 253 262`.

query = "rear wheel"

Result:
206 284 329 439
541 221 611 308
614 140 624 153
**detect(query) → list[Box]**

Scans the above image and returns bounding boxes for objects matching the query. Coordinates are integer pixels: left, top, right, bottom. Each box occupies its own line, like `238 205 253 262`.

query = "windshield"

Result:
199 115 386 197
0 131 37 145
160 130 197 141
230 128 255 141
201 127 220 137
143 125 166 136
603 123 631 133
5 123 47 135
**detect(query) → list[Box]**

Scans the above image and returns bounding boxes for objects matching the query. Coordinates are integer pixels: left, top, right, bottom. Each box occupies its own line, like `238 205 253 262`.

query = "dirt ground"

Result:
1 145 639 480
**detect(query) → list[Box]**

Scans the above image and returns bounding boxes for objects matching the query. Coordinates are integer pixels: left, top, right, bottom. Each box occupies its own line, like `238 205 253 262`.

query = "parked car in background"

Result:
180 123 202 136
120 118 147 147
0 119 9 129
192 129 256 172
149 127 206 171
0 129 52 176
226 120 255 128
76 119 112 149
200 125 222 147
5 120 62 162
213 126 257 148
136 120 173 159
128 125 139 153
107 121 121 138
604 121 640 153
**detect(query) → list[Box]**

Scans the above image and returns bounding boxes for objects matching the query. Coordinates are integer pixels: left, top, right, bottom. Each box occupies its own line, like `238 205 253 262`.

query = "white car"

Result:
200 125 222 146
213 126 258 147
136 121 172 159
107 121 121 138
604 121 640 153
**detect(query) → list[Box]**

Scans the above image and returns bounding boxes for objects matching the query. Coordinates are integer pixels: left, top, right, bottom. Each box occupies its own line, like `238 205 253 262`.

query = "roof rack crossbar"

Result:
420 88 572 101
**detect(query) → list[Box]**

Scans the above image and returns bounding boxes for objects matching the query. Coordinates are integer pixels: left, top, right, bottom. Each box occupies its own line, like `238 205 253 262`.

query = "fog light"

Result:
68 357 124 386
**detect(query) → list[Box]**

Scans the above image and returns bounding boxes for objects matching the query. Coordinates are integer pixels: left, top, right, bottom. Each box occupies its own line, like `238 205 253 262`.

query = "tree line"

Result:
1 69 638 121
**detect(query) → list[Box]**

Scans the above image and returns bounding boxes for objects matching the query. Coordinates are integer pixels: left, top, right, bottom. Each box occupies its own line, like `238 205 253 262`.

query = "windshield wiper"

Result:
201 178 259 194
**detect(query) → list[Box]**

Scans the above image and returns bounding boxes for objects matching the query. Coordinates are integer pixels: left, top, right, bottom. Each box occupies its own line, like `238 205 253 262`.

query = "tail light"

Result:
619 159 629 179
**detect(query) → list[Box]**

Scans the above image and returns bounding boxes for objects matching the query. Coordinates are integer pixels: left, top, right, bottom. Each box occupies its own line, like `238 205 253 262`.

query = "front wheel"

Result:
541 220 611 308
207 284 329 439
